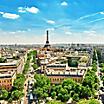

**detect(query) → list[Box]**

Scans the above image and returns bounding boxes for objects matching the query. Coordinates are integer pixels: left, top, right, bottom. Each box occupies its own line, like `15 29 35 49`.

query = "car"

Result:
100 95 104 103
100 87 104 92
30 71 34 74
31 75 34 78
98 72 102 76
26 93 30 97
29 89 32 92
102 89 104 92
29 85 32 89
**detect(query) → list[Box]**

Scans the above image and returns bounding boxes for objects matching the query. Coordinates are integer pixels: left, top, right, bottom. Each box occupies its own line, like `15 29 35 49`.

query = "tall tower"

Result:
44 30 50 48
46 30 49 44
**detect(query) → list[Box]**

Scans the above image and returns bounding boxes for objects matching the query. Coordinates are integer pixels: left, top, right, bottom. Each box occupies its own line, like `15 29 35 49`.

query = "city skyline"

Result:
0 0 104 44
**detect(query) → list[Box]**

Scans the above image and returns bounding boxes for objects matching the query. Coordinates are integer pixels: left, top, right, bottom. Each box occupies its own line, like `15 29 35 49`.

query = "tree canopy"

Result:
47 100 64 104
0 89 8 100
77 99 100 104
33 74 51 99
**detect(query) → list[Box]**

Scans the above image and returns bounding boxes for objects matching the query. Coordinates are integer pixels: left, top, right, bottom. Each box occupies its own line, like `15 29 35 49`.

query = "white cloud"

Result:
100 12 104 15
0 12 4 15
26 7 39 14
18 7 26 13
83 30 97 37
83 30 96 34
65 31 72 35
78 13 99 21
47 28 55 31
0 11 20 19
78 11 104 21
86 17 104 24
1 13 20 19
17 30 26 33
61 1 68 6
46 20 55 24
9 32 16 34
18 7 39 14
27 29 31 31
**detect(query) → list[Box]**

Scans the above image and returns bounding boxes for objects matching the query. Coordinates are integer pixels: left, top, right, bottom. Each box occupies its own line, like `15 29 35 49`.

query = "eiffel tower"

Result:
44 30 50 48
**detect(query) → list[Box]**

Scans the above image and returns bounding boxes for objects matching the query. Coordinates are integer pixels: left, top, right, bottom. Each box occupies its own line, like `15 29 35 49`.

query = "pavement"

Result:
23 78 29 104
96 51 103 104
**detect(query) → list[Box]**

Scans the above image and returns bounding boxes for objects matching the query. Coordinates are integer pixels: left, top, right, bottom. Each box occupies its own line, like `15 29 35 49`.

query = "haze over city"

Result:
0 0 104 44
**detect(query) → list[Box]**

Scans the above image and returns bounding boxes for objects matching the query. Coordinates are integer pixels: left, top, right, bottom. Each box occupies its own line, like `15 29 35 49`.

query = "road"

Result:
23 78 28 104
17 59 24 74
96 51 103 87
95 50 103 104
23 54 37 104
21 55 33 104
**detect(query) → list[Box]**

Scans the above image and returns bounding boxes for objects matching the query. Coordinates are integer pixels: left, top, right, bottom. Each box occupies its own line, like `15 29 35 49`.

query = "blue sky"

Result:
0 0 104 44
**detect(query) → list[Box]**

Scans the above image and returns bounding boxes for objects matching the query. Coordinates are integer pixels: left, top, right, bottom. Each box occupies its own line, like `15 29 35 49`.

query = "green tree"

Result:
62 79 75 88
59 88 68 95
2 89 8 99
96 49 102 63
92 63 97 71
0 57 7 63
23 51 32 74
34 74 50 88
68 59 78 67
0 89 8 99
51 91 56 99
11 90 24 100
14 75 25 90
92 49 97 62
82 69 99 91
8 97 13 103
33 74 51 100
72 94 79 102
32 64 38 70
33 88 44 99
101 68 104 73
81 86 92 99
47 100 64 104
89 98 100 104
54 85 62 94
57 88 69 102
77 99 88 104
32 50 37 56
77 99 100 104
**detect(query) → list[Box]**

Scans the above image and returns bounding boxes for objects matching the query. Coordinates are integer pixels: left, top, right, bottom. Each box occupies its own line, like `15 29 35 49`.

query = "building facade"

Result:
0 71 16 90
45 64 86 84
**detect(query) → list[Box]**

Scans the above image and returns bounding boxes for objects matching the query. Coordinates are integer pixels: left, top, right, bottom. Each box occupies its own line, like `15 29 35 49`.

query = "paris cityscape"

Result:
1 0 104 104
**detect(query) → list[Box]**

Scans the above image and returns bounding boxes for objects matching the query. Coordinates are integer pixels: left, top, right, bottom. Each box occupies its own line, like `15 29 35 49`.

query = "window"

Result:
9 79 12 82
57 78 59 81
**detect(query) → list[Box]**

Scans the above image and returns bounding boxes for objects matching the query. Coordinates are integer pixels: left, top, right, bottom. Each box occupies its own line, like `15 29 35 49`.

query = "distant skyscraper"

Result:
44 30 50 48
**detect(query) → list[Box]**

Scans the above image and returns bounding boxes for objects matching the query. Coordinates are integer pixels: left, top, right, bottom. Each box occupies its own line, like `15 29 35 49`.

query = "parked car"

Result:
100 87 104 92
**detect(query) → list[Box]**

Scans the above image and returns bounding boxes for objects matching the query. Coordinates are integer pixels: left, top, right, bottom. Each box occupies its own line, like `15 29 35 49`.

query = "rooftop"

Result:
47 64 66 68
0 60 18 66
46 68 85 77
0 71 15 78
